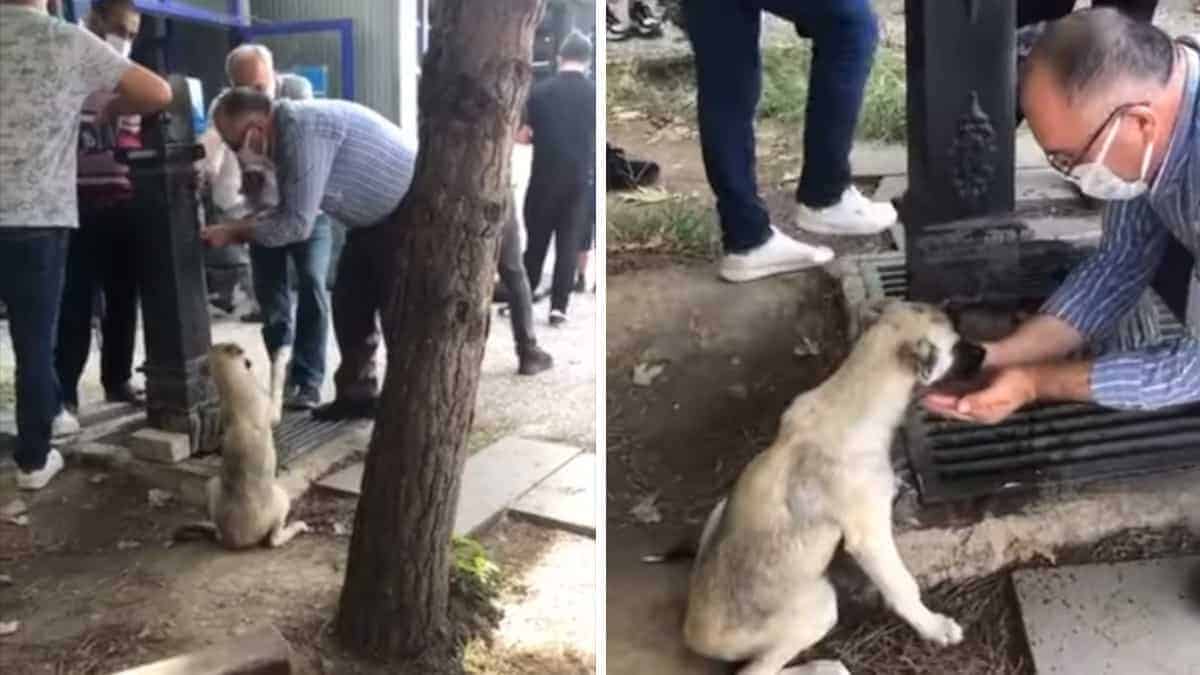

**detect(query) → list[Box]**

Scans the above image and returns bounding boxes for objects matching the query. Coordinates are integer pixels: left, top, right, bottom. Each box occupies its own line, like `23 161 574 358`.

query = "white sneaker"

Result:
51 409 80 440
795 186 897 236
17 449 64 490
719 227 835 283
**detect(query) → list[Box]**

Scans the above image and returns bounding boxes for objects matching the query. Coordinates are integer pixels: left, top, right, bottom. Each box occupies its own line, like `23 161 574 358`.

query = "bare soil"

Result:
0 467 594 675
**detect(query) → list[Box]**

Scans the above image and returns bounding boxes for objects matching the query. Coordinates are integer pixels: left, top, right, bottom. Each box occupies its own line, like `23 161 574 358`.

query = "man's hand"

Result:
200 223 249 248
922 366 1039 425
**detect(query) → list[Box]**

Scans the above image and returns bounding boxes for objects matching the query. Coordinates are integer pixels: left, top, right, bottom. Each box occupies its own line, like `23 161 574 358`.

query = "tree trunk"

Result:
335 0 545 669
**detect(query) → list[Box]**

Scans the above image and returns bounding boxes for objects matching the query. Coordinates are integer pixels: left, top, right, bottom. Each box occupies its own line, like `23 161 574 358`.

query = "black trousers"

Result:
524 169 589 314
55 202 140 408
499 208 537 351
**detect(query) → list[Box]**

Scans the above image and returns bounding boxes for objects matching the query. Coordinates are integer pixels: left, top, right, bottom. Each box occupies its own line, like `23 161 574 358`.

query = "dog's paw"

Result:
294 520 310 534
920 613 963 646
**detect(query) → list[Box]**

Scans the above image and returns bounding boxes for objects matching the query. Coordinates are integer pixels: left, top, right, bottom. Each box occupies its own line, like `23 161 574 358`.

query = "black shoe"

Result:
518 344 554 375
240 310 264 323
549 309 567 327
312 397 377 421
105 382 145 406
285 386 322 411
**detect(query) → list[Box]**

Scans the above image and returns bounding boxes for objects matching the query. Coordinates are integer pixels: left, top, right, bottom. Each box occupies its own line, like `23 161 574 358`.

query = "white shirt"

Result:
0 5 131 227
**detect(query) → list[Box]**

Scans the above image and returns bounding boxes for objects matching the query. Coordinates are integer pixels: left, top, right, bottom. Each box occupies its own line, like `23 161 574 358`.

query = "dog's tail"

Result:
641 537 698 564
172 521 220 543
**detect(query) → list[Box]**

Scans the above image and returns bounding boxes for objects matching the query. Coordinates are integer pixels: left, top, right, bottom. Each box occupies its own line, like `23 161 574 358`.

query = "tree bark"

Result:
334 0 545 668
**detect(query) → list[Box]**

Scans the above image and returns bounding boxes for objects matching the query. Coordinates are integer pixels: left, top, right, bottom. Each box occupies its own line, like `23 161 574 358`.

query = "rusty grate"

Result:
857 251 1200 503
274 411 364 465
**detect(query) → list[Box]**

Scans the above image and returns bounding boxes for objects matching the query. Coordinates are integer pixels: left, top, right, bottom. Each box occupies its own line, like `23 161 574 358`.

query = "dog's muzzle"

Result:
946 340 986 381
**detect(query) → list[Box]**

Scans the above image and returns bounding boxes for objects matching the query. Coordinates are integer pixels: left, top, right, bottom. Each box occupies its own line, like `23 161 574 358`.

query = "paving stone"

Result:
511 453 595 537
1024 215 1102 243
115 624 292 674
316 436 582 536
873 169 1075 206
129 429 191 464
1013 556 1200 675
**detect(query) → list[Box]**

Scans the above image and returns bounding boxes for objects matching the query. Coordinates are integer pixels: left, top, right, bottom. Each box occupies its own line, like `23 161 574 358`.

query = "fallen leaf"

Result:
632 363 665 387
89 473 109 485
0 574 11 586
0 621 18 636
0 499 27 518
333 523 348 536
147 489 173 509
793 337 821 357
630 493 662 524
117 540 141 550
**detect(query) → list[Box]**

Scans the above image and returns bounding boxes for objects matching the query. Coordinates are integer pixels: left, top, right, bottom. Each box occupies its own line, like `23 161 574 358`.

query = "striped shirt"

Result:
252 99 417 247
1040 42 1200 410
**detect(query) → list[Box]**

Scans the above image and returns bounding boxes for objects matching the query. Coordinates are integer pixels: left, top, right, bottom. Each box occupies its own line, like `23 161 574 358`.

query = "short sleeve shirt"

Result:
0 5 131 228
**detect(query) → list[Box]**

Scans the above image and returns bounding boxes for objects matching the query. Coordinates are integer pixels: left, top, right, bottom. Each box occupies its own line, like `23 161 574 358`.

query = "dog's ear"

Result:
899 338 939 384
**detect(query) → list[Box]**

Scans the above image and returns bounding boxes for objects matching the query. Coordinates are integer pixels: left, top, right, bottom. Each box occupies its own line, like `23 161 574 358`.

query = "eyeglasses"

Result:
1043 101 1149 177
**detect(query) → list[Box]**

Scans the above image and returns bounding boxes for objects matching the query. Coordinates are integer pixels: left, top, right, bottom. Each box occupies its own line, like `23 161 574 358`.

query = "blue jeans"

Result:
0 228 68 472
249 215 332 392
683 0 879 252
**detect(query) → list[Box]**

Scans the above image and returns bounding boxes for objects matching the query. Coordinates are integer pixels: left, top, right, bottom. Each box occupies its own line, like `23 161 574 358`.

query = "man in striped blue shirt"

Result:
202 88 417 421
926 9 1199 424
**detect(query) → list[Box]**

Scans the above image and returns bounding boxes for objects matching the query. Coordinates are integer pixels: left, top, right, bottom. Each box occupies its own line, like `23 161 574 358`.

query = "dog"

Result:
668 300 985 675
174 343 308 549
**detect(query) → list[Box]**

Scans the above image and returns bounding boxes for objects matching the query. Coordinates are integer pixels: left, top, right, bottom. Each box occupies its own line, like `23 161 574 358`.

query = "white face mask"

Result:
237 128 279 210
105 34 132 58
1069 116 1154 201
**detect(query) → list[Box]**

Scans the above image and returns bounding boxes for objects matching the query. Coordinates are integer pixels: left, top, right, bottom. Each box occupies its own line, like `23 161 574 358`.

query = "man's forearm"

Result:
987 314 1085 369
1027 360 1093 403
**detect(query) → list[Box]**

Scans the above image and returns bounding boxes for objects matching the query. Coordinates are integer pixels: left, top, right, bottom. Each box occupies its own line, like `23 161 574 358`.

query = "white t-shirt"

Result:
0 4 132 228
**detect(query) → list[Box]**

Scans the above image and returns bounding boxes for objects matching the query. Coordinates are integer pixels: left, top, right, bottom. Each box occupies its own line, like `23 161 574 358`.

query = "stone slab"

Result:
511 453 595 537
874 168 1075 206
1013 556 1200 675
315 436 582 536
129 428 191 464
1024 215 1102 244
115 624 292 675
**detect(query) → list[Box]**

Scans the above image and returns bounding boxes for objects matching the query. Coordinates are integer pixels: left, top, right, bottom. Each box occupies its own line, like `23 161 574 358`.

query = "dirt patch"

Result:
0 464 593 675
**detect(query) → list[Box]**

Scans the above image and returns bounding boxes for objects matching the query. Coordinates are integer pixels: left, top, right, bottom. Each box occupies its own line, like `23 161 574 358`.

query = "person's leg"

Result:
53 217 97 412
286 215 332 407
549 179 588 317
764 0 895 238
682 0 771 253
1016 0 1076 27
523 171 556 295
0 228 69 479
318 227 382 418
766 0 877 209
499 209 552 374
249 243 296 358
96 202 140 402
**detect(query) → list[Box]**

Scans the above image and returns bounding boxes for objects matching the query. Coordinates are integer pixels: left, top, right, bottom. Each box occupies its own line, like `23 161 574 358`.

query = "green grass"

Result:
608 43 908 144
607 195 720 259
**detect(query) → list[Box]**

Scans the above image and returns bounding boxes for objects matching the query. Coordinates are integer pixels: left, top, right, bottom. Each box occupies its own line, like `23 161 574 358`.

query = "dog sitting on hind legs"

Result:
174 343 308 549
648 300 986 675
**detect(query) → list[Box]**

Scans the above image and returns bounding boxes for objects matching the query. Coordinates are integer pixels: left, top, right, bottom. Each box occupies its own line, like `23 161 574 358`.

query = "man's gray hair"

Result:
212 86 273 125
1030 8 1176 104
226 43 275 82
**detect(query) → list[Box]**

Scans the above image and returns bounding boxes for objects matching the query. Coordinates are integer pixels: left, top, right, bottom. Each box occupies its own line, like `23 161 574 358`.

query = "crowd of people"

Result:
0 0 596 491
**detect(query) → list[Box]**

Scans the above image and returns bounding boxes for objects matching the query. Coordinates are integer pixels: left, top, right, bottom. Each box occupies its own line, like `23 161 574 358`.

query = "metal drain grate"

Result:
856 252 1200 503
274 411 364 464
